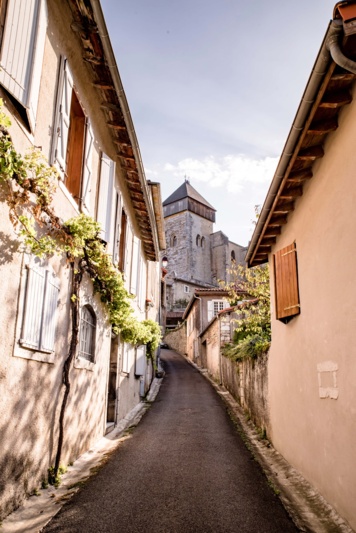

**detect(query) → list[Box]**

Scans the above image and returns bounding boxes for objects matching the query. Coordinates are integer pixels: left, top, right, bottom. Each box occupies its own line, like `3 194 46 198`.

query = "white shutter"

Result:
40 270 60 352
20 264 45 349
122 343 133 374
54 59 73 172
97 154 115 242
81 121 93 212
0 0 47 132
207 301 214 322
125 224 133 278
135 345 146 376
112 192 122 264
130 236 140 295
139 259 147 310
223 300 229 310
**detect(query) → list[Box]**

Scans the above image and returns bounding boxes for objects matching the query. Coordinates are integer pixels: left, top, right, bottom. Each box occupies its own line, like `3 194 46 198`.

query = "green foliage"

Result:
0 101 161 358
48 465 67 488
222 334 270 361
220 262 271 342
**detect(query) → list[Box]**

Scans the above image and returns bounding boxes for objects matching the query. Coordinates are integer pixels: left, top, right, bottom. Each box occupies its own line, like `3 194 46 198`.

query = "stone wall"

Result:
220 353 270 435
164 322 187 356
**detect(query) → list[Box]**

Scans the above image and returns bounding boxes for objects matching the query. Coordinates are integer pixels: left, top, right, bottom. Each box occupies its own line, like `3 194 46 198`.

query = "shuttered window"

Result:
207 299 228 322
122 343 133 374
97 154 115 244
52 58 93 210
130 236 140 295
273 242 300 323
20 263 59 353
0 0 47 132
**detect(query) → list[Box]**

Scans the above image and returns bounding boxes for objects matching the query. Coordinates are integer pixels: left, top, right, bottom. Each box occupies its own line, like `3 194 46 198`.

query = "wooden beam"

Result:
101 102 122 112
264 227 281 236
107 122 126 130
93 81 114 90
308 118 338 134
274 201 294 214
296 146 324 160
258 245 272 252
330 72 355 82
287 168 313 183
269 216 288 226
83 54 104 65
279 187 303 200
259 237 276 246
319 90 352 108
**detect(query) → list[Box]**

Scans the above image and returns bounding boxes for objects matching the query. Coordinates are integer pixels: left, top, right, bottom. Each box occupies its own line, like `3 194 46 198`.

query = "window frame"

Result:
78 304 96 363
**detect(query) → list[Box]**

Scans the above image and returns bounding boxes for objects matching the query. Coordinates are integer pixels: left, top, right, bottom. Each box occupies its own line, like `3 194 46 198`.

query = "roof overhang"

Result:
246 1 356 267
67 0 160 261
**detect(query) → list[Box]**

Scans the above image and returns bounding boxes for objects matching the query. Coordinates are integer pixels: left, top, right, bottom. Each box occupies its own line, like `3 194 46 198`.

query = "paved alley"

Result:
43 350 298 533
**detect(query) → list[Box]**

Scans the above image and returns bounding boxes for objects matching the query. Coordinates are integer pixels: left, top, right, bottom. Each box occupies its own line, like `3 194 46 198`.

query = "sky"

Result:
101 0 337 246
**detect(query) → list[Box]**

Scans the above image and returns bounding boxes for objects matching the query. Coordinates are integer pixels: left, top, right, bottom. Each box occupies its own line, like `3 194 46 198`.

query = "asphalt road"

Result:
43 350 299 533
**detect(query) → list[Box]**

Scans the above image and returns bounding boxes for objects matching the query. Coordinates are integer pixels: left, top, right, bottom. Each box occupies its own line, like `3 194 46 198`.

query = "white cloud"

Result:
162 155 278 194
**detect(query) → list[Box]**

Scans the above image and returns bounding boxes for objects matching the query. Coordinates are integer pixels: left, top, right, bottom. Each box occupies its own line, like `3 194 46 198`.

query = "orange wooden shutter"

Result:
273 242 300 322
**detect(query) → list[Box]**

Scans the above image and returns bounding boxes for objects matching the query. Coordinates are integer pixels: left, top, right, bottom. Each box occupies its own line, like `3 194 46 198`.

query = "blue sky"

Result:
101 0 337 246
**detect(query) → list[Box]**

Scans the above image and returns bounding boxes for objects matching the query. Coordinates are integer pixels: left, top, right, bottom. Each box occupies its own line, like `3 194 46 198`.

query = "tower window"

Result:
231 250 236 262
201 237 205 249
196 234 201 246
170 235 177 247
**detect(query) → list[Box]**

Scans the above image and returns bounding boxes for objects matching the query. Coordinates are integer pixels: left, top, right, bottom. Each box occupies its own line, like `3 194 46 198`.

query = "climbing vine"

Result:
0 100 161 478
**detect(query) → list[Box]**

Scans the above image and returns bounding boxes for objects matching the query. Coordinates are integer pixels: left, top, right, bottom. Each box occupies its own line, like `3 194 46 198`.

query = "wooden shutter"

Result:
207 301 214 322
20 264 59 352
54 58 73 172
81 120 93 212
97 154 115 242
20 264 46 349
135 345 146 376
40 270 60 352
273 242 300 322
112 192 122 264
0 0 47 132
130 236 140 295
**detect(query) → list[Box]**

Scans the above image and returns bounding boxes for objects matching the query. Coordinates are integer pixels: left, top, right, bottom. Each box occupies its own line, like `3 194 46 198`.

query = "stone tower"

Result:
162 180 247 328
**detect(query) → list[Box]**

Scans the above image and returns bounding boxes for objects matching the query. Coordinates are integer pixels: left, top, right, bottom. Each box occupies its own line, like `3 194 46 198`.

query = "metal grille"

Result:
79 305 96 362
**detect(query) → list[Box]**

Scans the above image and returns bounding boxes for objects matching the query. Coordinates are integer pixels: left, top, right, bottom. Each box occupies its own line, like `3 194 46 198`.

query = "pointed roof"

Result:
163 181 216 211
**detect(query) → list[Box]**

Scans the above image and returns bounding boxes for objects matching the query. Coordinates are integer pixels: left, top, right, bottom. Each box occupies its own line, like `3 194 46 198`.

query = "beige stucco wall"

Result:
0 1 160 520
163 322 187 356
267 84 356 529
201 319 220 381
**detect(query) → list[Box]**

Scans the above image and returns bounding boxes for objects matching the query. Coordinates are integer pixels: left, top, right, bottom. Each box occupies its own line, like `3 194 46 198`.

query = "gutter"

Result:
91 0 160 260
246 2 356 266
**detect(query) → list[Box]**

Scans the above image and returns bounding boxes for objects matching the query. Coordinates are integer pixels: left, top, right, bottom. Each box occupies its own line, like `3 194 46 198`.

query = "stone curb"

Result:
0 377 164 533
185 356 354 533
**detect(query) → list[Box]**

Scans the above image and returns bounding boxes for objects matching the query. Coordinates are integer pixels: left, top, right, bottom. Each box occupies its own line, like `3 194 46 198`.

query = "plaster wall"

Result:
163 322 187 356
267 86 356 530
0 3 156 519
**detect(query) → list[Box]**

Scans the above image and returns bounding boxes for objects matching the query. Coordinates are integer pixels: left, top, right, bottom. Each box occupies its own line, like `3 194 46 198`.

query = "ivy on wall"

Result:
0 100 161 479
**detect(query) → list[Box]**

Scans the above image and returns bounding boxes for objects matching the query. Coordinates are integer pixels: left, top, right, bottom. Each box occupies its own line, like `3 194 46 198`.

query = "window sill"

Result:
13 344 55 364
74 356 95 371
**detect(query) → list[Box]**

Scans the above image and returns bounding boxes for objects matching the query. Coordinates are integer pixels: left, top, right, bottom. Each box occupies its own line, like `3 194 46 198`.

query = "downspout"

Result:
326 19 356 74
246 11 356 265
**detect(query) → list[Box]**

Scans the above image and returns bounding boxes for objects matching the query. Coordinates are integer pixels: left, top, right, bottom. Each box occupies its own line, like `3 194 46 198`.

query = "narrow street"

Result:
43 350 299 533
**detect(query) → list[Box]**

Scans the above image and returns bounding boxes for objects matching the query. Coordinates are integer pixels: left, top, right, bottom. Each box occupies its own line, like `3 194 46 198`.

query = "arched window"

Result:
79 305 96 362
170 234 177 247
196 234 201 246
201 236 205 249
231 250 236 262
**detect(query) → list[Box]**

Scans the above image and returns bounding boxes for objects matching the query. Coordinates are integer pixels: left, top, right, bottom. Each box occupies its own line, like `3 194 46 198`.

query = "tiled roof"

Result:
163 181 215 210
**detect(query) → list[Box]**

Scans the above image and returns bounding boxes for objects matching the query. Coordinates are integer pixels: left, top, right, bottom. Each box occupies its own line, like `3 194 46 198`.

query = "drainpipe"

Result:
326 19 356 73
246 10 356 265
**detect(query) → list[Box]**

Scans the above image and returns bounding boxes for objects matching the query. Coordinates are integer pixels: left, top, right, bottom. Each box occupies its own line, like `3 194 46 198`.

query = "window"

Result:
20 261 59 353
196 234 201 246
130 236 140 295
52 58 93 210
231 250 236 262
118 209 127 272
0 0 47 132
184 285 190 294
78 305 96 362
273 242 300 323
201 237 205 249
96 154 115 245
170 234 177 247
207 299 228 322
122 343 133 374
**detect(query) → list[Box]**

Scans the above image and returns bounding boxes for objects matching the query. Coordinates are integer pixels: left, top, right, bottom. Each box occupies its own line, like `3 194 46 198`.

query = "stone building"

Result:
162 180 246 327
